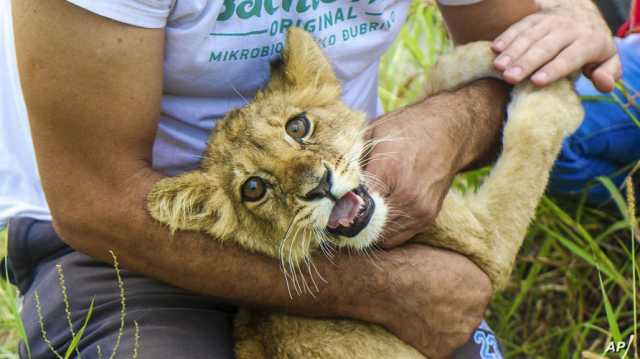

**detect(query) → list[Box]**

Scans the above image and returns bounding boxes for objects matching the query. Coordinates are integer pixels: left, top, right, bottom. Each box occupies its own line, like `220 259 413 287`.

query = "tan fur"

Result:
147 28 583 358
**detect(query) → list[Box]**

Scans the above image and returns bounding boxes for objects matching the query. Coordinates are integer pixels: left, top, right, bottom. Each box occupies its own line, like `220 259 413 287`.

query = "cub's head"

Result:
148 28 388 265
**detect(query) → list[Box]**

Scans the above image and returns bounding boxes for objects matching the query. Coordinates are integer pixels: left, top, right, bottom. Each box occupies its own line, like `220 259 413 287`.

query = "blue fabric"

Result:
549 35 640 204
451 321 505 359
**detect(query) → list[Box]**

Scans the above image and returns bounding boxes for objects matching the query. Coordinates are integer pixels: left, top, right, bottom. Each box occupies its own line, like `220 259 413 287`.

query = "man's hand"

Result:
365 108 457 247
366 80 508 248
353 245 493 359
492 0 621 92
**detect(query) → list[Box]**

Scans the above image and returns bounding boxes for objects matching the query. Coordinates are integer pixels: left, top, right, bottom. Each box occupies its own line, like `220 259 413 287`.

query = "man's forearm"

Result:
438 0 538 44
56 166 373 320
13 0 369 324
432 0 530 173
410 78 509 173
536 0 602 14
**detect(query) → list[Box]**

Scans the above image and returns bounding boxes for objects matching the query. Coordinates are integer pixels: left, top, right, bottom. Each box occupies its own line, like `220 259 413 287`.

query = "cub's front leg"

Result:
415 80 583 290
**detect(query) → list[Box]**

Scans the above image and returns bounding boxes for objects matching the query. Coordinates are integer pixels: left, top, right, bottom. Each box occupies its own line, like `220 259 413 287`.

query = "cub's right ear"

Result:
147 171 220 233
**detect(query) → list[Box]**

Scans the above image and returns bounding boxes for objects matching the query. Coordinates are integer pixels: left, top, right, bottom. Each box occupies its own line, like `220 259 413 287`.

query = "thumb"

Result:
585 55 621 93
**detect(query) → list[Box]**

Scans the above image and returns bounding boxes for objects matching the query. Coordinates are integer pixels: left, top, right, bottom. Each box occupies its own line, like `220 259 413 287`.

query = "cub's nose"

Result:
304 169 334 201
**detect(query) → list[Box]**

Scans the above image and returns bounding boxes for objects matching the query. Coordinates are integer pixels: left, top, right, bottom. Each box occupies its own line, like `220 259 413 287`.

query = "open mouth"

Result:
326 185 375 238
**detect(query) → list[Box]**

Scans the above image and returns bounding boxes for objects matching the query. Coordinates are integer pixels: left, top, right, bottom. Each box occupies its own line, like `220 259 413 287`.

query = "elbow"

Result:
49 197 120 256
43 166 159 257
50 201 99 251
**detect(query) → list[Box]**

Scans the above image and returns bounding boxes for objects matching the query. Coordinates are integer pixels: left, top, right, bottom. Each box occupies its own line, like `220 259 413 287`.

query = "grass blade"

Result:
63 297 95 359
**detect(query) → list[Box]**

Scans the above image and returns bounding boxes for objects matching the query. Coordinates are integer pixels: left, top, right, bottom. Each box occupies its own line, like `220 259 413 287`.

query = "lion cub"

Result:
147 28 583 358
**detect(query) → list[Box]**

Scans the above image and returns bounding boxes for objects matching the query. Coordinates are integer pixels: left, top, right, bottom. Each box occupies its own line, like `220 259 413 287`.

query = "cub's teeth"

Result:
339 219 351 227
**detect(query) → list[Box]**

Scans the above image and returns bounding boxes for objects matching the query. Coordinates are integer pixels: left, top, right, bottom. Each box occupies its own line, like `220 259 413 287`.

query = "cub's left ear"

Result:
280 27 339 89
147 171 222 234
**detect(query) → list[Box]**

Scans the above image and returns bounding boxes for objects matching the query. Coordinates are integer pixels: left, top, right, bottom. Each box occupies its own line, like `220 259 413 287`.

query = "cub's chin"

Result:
325 186 388 250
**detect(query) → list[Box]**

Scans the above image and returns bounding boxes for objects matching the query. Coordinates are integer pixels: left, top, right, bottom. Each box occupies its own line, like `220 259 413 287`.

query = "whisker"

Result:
301 232 321 296
227 80 250 106
360 172 390 193
364 245 384 270
279 208 313 297
358 152 400 167
386 210 413 220
299 229 317 296
288 224 305 296
304 258 320 294
278 212 302 299
385 202 413 220
317 230 337 263
320 242 336 262
306 244 328 285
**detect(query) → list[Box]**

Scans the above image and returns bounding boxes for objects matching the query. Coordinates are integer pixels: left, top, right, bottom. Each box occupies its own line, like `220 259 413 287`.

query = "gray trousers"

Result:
6 217 503 358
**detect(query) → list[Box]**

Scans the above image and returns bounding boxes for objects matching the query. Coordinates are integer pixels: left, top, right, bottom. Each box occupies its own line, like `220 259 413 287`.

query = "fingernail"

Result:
504 66 522 79
603 75 615 92
494 55 511 69
532 71 548 83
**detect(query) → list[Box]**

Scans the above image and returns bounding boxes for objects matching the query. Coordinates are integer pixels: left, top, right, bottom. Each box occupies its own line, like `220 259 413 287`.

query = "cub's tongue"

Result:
328 191 364 229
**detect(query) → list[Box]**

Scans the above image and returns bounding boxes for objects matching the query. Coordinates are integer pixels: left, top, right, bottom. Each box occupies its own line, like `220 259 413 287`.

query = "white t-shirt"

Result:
0 0 477 226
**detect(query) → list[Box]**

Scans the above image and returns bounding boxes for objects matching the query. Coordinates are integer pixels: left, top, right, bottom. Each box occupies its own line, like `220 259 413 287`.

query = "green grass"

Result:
0 3 638 358
0 228 21 359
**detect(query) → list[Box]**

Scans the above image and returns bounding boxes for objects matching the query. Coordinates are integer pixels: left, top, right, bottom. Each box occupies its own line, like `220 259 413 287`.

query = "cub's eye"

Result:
242 177 267 202
285 113 310 141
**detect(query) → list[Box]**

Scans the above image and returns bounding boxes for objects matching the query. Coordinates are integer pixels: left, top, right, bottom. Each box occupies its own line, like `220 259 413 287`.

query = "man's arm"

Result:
371 0 541 247
369 0 616 349
438 0 538 43
12 0 340 314
13 1 491 358
372 0 619 244
373 0 616 355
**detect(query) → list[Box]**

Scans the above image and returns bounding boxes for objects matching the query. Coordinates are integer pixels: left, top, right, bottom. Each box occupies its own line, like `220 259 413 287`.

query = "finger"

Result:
494 20 552 71
529 43 588 86
492 14 543 53
503 30 575 84
588 55 622 93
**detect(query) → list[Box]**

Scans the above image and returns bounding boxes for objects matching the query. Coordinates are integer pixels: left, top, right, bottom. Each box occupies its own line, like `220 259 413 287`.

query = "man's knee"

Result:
13 228 236 359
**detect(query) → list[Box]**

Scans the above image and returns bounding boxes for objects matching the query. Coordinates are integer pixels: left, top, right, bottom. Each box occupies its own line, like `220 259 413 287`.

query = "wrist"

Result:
409 99 471 174
423 78 509 172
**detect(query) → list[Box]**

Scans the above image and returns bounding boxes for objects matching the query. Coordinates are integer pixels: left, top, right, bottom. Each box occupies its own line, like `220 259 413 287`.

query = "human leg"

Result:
8 218 236 359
